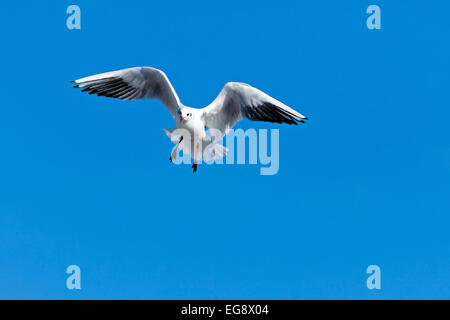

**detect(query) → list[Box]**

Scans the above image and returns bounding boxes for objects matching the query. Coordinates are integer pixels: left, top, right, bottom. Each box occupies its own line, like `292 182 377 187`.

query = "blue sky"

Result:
0 0 449 299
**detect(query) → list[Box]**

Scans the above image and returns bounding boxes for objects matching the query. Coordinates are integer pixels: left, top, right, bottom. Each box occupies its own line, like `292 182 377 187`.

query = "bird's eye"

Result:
188 113 192 117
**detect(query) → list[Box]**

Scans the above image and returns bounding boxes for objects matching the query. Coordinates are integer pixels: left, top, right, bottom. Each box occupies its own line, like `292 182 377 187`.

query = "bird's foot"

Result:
192 163 197 173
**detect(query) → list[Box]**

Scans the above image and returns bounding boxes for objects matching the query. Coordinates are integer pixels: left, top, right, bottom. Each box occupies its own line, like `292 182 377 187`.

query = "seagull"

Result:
72 66 307 173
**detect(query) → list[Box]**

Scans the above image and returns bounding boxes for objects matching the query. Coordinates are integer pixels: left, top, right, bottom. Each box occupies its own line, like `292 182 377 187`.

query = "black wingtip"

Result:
70 80 76 84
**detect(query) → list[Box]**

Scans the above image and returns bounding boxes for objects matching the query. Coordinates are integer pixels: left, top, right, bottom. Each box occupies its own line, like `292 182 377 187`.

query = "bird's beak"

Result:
180 116 184 122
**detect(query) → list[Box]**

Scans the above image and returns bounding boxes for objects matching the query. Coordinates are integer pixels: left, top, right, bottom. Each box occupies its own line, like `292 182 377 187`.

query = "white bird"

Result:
72 66 307 173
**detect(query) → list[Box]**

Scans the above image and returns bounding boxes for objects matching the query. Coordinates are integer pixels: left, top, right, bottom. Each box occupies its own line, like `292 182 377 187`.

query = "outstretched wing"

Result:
72 67 181 118
202 82 307 138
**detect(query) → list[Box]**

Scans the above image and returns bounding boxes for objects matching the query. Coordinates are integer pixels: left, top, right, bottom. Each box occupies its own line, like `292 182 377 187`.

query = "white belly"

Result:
177 119 207 143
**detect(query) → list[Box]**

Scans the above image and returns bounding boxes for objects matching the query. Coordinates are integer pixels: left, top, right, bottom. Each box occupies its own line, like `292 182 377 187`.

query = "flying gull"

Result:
72 67 307 173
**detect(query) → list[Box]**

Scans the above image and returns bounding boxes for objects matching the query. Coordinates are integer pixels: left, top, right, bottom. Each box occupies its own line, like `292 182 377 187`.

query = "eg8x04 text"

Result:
225 304 269 315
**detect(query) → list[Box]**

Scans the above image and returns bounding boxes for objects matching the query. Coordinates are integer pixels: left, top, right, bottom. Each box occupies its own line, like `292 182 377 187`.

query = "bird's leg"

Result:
192 142 199 173
169 136 183 163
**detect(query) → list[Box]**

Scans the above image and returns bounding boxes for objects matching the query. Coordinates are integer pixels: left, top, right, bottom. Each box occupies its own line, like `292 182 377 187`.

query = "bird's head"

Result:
178 109 193 122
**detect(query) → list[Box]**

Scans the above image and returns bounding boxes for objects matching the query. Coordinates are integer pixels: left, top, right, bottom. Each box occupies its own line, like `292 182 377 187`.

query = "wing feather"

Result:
203 82 307 138
72 67 181 118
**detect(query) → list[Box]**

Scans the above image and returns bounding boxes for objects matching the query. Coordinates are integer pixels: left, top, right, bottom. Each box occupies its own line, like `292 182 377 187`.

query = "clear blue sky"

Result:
1 0 449 299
